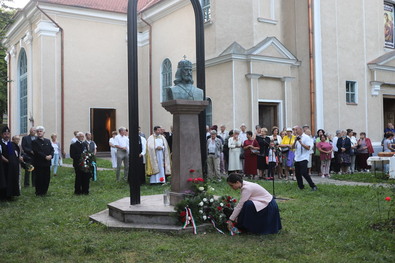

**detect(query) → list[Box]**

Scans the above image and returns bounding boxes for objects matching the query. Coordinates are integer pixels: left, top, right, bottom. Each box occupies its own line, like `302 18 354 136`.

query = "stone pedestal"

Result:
162 100 208 205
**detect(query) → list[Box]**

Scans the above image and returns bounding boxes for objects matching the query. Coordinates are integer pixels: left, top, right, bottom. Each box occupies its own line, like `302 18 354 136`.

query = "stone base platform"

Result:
89 195 210 233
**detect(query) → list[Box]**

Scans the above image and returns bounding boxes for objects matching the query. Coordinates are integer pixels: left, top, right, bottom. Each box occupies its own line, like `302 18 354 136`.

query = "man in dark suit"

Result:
31 126 54 196
70 132 91 195
21 127 36 187
0 126 20 200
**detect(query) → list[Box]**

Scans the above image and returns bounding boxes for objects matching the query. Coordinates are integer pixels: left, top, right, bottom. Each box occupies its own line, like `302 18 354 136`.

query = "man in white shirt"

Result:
218 124 228 174
239 123 247 144
292 126 317 191
114 127 129 181
332 130 341 174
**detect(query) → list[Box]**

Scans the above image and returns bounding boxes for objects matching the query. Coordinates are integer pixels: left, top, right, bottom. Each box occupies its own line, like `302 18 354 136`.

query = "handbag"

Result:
239 148 245 159
286 151 295 167
251 149 260 155
280 147 290 153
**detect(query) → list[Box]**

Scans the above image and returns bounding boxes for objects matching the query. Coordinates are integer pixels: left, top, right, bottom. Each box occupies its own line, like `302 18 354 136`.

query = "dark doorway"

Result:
90 108 116 152
384 97 395 129
259 103 278 130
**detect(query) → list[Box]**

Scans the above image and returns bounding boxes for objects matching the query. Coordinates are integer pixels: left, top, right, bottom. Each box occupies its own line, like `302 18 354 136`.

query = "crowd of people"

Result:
2 121 394 201
0 125 100 200
205 122 394 189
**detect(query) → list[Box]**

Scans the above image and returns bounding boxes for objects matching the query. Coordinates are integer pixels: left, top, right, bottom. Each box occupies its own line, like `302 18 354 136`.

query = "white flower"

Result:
199 202 204 206
203 198 207 202
220 214 224 217
199 210 203 214
198 187 205 191
203 215 207 220
220 203 224 207
210 187 215 191
210 198 214 203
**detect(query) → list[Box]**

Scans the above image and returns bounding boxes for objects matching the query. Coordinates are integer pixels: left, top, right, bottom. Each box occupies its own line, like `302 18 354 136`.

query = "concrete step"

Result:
89 195 213 233
107 196 177 225
96 151 111 158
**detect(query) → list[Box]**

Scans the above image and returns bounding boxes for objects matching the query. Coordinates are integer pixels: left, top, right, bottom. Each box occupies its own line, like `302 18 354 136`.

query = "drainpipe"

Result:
36 5 65 150
7 52 11 128
140 14 153 133
308 0 316 133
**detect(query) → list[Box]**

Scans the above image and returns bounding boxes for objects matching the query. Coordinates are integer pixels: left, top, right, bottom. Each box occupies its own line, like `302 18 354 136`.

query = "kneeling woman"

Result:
226 173 282 234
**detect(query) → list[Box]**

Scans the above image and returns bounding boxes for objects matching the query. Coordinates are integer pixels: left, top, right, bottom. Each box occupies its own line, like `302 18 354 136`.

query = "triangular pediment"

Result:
211 38 300 67
247 37 297 61
219 42 246 56
368 50 395 70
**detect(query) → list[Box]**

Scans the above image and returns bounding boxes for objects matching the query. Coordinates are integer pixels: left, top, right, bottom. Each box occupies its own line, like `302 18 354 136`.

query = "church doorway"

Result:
383 97 395 129
259 102 279 130
90 108 116 152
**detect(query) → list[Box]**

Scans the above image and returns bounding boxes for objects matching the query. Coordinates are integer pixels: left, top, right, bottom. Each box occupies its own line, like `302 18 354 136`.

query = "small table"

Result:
367 156 395 179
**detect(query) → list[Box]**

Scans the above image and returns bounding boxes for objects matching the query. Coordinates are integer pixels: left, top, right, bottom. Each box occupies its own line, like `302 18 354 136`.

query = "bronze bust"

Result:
165 59 203 101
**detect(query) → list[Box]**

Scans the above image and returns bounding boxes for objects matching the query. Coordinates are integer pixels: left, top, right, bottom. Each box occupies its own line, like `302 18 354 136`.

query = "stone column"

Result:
162 100 208 205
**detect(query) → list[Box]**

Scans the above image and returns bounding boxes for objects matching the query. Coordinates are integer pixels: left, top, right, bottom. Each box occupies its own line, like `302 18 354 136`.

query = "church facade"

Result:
3 0 395 151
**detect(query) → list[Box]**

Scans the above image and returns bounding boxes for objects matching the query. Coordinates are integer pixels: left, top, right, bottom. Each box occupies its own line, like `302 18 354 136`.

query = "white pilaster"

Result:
314 0 324 130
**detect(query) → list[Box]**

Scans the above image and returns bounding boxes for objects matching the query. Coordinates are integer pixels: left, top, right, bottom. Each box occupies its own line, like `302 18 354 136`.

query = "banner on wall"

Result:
384 3 394 48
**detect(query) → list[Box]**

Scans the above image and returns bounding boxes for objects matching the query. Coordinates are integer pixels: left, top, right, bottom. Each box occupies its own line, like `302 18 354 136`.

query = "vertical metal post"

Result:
190 0 207 175
127 0 140 205
126 0 207 205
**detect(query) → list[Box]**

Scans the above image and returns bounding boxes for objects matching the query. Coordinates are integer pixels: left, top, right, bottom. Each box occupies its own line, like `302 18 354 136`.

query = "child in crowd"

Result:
266 141 278 180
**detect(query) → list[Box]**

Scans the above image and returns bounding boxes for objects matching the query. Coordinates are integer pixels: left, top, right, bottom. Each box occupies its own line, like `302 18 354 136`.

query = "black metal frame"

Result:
127 0 206 205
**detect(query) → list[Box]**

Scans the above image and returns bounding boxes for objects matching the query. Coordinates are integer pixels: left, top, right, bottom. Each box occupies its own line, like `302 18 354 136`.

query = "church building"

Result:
3 0 395 152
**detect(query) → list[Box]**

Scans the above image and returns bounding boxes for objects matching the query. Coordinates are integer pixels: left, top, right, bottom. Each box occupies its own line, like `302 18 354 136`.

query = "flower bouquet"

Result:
79 150 96 174
174 175 237 233
21 161 34 172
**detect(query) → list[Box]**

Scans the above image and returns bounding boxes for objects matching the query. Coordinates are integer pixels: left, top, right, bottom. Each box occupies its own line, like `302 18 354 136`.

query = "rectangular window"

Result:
385 2 395 48
258 0 276 24
346 81 357 104
201 0 211 23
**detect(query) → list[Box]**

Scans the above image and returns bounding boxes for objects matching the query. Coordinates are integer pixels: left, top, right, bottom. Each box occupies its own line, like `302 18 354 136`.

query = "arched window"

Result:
161 58 172 102
18 49 28 134
206 97 212 127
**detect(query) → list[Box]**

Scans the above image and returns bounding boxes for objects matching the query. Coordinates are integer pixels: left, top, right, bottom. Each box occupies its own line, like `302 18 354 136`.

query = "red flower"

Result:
194 178 199 183
187 178 193 182
159 177 165 182
385 196 391 201
189 169 196 173
197 178 204 182
180 211 186 217
226 203 231 208
227 196 231 201
217 206 223 211
233 199 237 203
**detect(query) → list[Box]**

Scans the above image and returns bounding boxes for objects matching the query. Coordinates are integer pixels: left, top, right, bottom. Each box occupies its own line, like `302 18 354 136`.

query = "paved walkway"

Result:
62 163 392 187
301 174 392 187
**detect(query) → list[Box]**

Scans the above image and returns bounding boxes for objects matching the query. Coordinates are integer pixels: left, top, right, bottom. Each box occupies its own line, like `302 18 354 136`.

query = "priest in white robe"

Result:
145 126 171 184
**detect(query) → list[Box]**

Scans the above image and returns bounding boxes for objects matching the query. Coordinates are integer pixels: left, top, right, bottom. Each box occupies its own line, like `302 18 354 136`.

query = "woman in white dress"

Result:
228 129 242 173
109 131 118 168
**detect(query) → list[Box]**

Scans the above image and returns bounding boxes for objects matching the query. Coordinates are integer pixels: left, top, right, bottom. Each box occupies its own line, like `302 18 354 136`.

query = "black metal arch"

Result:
127 0 206 205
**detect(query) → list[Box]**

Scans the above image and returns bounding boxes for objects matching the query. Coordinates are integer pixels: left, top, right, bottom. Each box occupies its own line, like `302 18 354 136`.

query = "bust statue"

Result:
165 59 204 101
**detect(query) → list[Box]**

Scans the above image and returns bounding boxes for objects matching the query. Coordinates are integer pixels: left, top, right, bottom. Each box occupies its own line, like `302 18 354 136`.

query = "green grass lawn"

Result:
331 172 395 184
0 166 394 263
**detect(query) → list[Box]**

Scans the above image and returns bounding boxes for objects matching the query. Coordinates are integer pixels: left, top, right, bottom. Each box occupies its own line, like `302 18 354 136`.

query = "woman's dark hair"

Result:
246 131 253 137
317 129 325 136
320 134 327 140
385 132 393 139
228 130 234 137
227 173 243 184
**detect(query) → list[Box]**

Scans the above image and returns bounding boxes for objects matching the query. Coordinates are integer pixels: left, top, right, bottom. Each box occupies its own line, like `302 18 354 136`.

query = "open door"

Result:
90 108 116 152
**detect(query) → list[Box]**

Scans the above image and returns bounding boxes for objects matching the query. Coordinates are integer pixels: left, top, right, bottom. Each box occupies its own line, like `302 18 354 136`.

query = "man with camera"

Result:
292 126 317 191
